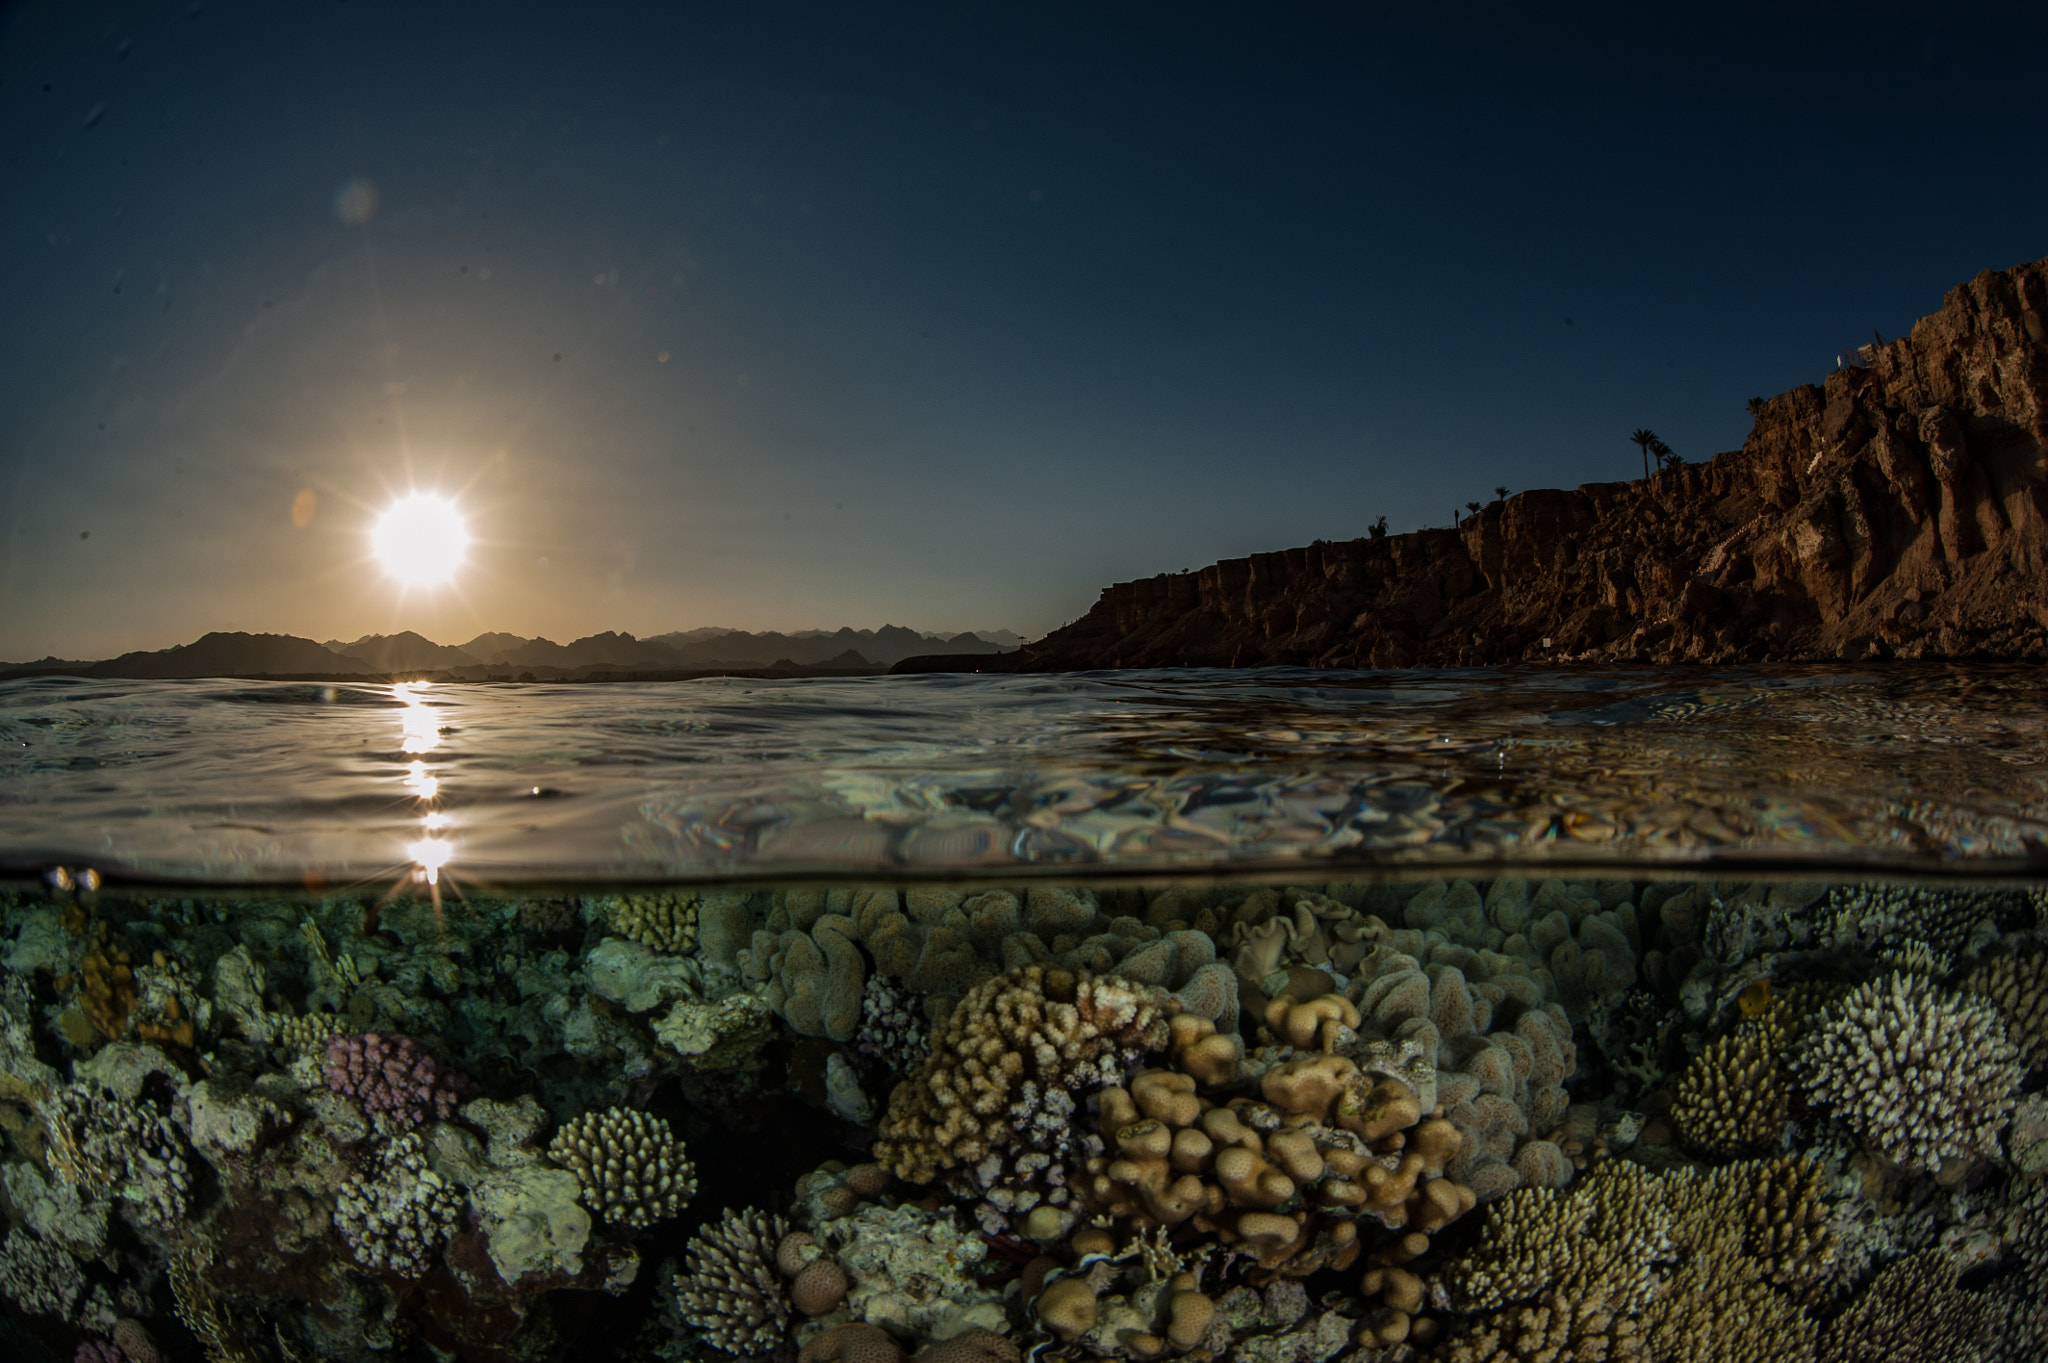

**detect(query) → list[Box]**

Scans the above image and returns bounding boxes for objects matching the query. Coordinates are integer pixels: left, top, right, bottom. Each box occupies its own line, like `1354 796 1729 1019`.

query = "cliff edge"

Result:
1001 255 2048 670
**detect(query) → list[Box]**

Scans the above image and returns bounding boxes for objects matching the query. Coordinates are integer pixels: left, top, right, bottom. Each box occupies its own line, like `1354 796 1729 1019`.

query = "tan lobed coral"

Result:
1035 1257 1225 1360
1075 1014 1474 1290
874 965 1174 1185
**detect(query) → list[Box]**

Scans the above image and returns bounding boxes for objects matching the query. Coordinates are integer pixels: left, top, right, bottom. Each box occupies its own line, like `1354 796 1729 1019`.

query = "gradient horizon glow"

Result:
3 3 2046 660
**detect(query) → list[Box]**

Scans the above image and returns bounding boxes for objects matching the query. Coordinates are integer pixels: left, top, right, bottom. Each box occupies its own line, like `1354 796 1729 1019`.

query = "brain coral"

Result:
1321 929 1578 1204
1794 972 2020 1173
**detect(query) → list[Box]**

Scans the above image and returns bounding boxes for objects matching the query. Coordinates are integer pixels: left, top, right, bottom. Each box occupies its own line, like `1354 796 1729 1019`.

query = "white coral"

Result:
334 1132 464 1277
1796 973 2020 1172
548 1106 695 1229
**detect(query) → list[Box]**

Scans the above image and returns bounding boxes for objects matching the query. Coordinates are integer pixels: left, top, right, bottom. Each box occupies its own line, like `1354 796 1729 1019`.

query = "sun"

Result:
371 493 470 588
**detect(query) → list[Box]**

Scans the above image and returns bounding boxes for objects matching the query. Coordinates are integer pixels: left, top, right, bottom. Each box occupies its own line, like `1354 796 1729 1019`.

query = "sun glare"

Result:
371 493 470 588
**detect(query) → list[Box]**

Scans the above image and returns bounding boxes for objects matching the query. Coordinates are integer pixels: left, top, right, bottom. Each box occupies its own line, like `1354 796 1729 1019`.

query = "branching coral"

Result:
38 1083 192 1230
1821 884 2026 967
874 965 1173 1186
548 1106 696 1229
168 1246 261 1363
1437 1157 1832 1363
595 891 700 954
1964 948 2048 1075
676 1207 793 1354
323 1031 468 1126
0 1225 84 1320
1438 1162 1671 1360
1794 973 2020 1172
333 1130 464 1277
854 973 931 1075
1817 1249 2001 1363
1670 1016 1788 1158
1728 1156 1835 1301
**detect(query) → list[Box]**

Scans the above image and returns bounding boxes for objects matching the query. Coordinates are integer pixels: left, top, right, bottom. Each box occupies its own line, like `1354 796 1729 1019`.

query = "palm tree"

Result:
1495 485 1510 501
1630 428 1660 480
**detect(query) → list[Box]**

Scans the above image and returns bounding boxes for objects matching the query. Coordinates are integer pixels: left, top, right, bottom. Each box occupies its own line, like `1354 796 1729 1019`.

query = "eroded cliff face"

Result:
1008 256 2048 670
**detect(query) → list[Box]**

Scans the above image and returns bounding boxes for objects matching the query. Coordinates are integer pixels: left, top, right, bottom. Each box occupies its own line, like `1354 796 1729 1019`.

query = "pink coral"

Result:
323 1032 468 1125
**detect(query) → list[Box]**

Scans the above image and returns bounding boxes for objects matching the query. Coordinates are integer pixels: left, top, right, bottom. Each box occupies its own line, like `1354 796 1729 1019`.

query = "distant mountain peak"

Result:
6 622 1018 680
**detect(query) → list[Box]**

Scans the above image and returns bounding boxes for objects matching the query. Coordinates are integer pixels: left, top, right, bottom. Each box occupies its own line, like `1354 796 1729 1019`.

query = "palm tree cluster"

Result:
1630 428 1681 478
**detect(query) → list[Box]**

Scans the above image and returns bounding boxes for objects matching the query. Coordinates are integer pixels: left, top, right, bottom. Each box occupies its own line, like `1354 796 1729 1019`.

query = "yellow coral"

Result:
1076 1028 1472 1285
603 892 700 954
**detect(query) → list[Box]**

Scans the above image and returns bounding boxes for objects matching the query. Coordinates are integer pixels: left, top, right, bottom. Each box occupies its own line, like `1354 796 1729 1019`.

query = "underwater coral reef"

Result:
0 876 2042 1361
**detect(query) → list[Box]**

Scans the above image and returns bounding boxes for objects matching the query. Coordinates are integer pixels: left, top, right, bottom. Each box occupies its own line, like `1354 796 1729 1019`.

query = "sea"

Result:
0 665 2043 1361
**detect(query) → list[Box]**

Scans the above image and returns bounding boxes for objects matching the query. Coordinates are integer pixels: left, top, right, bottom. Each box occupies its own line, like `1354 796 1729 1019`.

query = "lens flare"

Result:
371 494 469 588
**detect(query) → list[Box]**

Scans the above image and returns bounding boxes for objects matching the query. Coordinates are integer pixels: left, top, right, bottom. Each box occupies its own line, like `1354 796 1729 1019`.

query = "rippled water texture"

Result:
2 665 2046 884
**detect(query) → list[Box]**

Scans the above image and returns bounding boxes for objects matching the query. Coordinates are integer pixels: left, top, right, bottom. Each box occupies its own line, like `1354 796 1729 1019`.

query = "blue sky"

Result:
3 1 2044 658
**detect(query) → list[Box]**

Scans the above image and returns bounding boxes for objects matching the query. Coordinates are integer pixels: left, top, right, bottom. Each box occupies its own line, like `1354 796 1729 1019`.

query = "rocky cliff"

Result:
1002 255 2048 670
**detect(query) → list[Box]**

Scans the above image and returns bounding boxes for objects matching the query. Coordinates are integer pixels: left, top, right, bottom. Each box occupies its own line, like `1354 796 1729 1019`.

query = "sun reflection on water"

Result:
394 682 453 889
